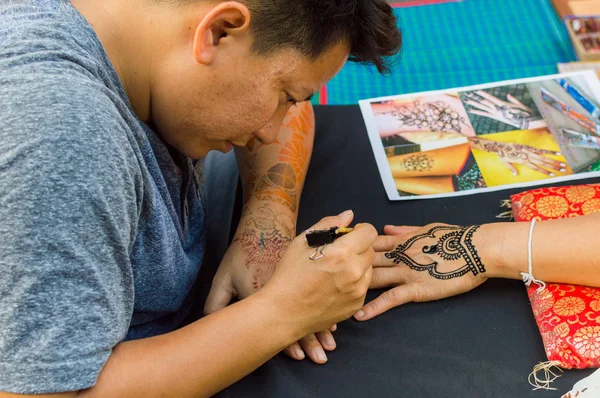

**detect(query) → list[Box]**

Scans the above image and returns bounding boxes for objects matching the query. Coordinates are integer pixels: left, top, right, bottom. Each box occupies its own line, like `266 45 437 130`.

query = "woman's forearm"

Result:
475 213 600 287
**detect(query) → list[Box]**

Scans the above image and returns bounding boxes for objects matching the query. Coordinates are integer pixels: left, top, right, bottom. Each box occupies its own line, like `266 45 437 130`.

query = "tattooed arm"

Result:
234 101 314 293
204 103 339 364
354 214 600 321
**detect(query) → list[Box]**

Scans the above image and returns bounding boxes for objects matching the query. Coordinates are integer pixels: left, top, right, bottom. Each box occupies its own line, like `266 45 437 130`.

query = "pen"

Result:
561 128 600 150
541 88 600 135
555 78 600 120
306 227 353 247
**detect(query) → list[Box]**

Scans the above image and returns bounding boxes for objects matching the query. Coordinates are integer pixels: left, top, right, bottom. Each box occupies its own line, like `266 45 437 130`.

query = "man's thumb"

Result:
204 276 235 315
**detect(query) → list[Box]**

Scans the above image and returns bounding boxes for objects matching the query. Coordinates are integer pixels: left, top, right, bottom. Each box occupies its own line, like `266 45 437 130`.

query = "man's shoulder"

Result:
2 72 133 146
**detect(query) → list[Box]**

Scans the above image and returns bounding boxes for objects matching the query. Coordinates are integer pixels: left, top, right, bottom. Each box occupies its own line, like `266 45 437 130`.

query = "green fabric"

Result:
313 0 576 105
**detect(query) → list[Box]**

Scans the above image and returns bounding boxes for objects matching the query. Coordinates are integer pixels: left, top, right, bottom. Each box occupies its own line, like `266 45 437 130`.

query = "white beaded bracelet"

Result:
520 218 546 293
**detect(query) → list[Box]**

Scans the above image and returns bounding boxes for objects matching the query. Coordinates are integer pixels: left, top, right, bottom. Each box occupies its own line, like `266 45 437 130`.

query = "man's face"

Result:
150 39 349 159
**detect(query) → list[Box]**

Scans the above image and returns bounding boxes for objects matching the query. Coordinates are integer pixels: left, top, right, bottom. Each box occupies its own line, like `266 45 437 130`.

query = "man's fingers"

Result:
334 222 378 255
383 225 420 236
372 234 398 252
203 275 236 315
354 285 415 321
329 324 337 332
306 210 355 233
283 342 305 361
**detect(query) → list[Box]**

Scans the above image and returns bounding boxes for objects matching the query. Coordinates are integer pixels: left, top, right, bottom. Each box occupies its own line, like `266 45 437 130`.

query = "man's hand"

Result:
266 210 376 334
204 204 294 311
355 224 488 321
204 207 349 364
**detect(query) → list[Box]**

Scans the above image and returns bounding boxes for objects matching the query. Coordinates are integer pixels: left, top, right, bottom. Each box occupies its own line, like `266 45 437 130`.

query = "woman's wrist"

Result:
472 222 528 280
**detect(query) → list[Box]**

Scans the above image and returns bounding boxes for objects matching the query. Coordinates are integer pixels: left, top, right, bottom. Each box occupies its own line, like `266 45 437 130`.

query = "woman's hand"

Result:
355 224 488 321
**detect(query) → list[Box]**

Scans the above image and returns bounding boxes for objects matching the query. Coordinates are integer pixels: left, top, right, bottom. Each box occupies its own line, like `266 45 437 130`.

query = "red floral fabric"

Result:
511 184 600 369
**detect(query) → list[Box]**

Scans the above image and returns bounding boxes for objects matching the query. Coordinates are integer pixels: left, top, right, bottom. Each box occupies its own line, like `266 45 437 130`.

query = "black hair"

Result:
245 0 402 74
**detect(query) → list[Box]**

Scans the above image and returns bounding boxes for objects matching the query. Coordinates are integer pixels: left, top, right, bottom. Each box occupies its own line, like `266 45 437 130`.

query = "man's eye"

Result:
286 95 298 106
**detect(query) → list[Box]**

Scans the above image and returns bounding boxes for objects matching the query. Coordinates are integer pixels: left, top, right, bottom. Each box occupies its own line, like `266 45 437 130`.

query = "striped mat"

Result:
315 0 576 105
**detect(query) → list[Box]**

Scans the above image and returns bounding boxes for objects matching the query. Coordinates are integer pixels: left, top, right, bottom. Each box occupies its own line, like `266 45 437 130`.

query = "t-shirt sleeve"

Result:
0 79 140 394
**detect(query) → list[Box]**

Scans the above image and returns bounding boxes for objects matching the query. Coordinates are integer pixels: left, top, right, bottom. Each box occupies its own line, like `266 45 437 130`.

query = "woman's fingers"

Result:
355 285 415 321
506 93 532 112
283 342 305 361
369 267 409 289
500 158 519 176
476 90 505 106
529 153 566 171
315 329 337 352
373 251 398 267
464 98 493 113
524 161 555 176
299 333 329 364
383 225 420 236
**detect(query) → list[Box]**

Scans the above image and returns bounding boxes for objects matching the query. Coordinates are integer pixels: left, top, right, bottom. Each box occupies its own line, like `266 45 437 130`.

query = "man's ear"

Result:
193 1 251 65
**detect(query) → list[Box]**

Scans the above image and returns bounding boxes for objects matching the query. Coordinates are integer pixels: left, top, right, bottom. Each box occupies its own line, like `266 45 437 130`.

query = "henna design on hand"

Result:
384 225 484 280
401 153 435 172
463 90 540 129
389 100 467 133
467 136 564 176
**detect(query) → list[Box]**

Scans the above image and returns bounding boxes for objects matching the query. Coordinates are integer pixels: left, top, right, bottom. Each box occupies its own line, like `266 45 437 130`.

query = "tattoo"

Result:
385 225 484 280
254 163 298 212
401 154 434 172
494 104 535 129
281 105 312 185
233 204 294 289
463 91 537 129
389 100 467 133
244 105 313 212
470 138 531 162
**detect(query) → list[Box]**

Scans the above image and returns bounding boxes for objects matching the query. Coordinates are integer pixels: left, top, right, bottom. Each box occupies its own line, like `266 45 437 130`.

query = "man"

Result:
0 0 401 396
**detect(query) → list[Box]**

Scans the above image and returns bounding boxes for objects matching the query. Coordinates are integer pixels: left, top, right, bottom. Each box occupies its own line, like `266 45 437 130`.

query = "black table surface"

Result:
217 105 600 397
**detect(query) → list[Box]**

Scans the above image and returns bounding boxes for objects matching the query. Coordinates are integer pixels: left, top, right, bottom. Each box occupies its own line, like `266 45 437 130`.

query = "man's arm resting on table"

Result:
0 290 307 398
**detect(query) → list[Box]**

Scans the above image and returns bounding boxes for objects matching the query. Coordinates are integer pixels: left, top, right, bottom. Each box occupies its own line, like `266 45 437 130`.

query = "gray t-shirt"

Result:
0 0 207 393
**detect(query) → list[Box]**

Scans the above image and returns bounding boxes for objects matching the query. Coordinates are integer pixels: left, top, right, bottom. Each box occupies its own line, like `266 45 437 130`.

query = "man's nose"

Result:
256 107 288 144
